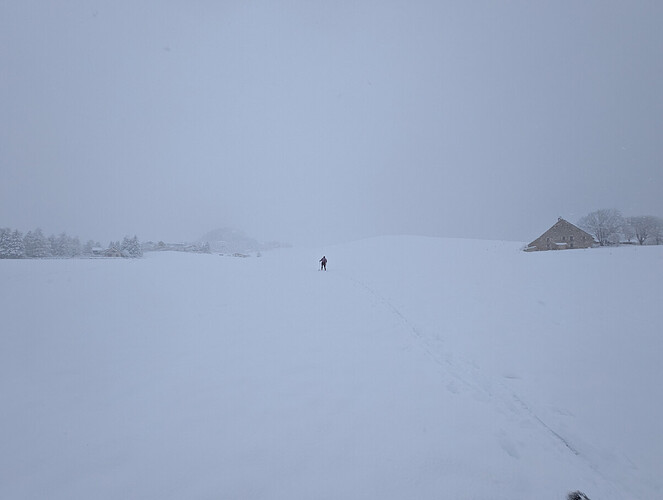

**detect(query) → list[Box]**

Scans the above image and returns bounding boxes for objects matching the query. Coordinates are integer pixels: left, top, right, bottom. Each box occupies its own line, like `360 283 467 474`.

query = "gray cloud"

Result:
2 1 662 245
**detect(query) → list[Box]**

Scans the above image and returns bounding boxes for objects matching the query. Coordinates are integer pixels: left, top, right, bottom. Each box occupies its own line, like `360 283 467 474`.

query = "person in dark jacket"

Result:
319 255 327 271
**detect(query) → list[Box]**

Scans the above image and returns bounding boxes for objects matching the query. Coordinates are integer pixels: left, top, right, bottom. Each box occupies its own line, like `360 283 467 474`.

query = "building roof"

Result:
527 217 596 248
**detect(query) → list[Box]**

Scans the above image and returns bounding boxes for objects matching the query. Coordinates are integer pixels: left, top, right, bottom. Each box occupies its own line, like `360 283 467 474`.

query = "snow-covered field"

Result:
1 236 661 500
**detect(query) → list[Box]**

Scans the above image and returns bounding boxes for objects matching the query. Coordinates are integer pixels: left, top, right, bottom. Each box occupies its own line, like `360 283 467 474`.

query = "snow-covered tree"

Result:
131 236 143 257
0 228 11 258
23 228 50 258
48 234 58 256
44 232 82 258
120 236 131 256
83 240 95 256
578 209 624 246
121 235 142 258
49 232 68 257
68 236 81 257
0 228 25 258
10 229 25 258
23 230 37 257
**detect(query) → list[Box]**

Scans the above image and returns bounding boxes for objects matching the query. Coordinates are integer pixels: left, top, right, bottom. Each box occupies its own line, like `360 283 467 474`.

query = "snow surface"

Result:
1 236 662 499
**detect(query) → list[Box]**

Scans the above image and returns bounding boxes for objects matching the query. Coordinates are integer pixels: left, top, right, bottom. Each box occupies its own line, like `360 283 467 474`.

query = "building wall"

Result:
526 219 595 251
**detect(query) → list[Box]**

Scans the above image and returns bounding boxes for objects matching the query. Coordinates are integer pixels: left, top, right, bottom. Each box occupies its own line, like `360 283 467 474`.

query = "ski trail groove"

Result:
336 269 586 462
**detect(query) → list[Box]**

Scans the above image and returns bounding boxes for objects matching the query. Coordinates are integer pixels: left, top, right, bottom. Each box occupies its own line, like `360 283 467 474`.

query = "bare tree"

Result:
626 215 660 245
578 209 624 246
621 221 636 243
652 217 663 245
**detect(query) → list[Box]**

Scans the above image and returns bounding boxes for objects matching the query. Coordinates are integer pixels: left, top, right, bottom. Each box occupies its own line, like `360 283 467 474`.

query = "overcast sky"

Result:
2 1 662 245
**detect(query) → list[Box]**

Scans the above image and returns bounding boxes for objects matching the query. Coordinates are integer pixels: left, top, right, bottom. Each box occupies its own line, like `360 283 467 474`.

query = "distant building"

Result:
104 247 123 258
525 217 596 251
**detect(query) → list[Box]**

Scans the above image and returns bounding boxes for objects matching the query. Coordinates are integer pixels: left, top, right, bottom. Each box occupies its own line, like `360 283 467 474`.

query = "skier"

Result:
319 255 327 271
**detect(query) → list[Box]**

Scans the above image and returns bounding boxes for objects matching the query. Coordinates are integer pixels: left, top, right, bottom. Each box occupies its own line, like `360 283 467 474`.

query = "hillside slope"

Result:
1 237 661 499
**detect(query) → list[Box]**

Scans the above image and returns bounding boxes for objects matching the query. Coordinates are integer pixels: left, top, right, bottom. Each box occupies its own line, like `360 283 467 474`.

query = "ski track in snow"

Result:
334 268 624 490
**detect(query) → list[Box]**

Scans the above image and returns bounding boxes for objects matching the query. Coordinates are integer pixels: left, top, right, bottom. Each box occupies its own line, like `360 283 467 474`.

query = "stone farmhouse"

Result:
525 217 596 251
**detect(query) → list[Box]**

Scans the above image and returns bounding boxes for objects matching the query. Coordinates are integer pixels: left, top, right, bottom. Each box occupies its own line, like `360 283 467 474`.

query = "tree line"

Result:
578 209 663 247
0 228 142 259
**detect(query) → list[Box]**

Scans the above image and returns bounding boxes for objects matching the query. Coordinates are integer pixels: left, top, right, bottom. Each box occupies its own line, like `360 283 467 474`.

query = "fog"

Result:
2 1 662 246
